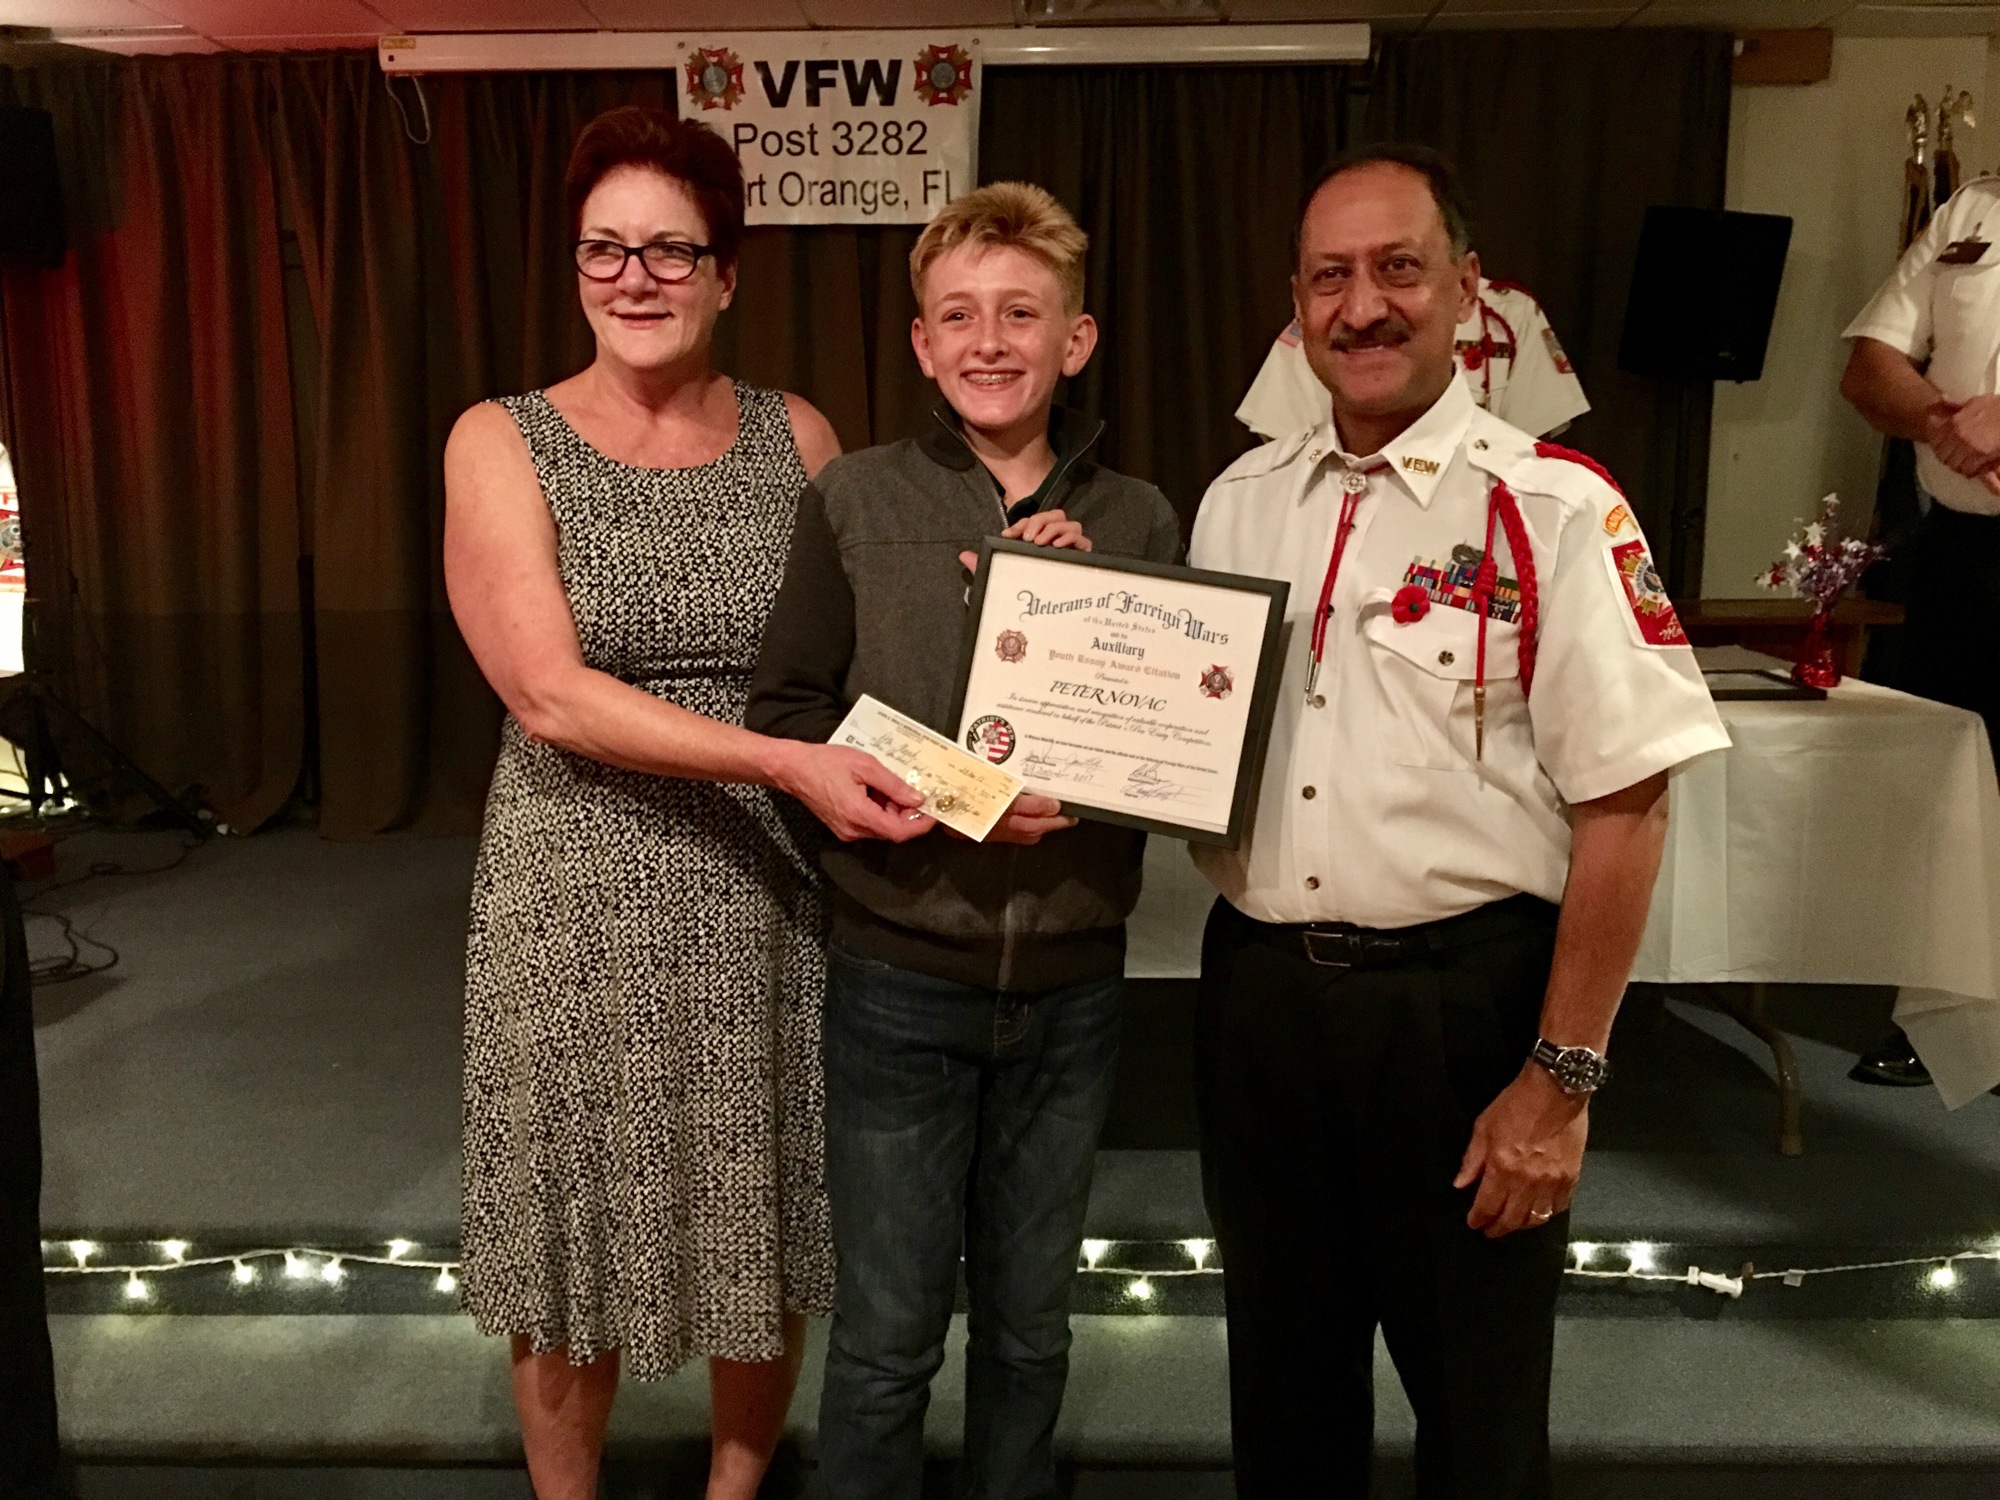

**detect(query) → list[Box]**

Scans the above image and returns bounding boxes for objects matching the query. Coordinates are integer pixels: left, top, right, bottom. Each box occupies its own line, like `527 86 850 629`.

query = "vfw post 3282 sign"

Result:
679 33 981 226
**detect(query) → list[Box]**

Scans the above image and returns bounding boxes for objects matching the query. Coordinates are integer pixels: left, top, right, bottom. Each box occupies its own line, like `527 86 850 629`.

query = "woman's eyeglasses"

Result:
573 239 715 284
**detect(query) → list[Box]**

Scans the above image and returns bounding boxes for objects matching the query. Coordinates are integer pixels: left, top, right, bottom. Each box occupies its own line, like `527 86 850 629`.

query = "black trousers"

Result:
1194 895 1567 1500
0 862 62 1500
1901 502 2000 749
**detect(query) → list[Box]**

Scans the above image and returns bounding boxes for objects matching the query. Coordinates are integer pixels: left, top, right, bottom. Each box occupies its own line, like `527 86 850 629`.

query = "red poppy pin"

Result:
1391 585 1431 624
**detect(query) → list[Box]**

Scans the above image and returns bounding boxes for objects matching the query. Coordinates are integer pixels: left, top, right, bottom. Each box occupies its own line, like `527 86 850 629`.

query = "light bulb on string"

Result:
320 1258 346 1286
1571 1242 1597 1267
1930 1262 1959 1291
435 1268 458 1294
67 1240 97 1267
387 1239 413 1261
159 1239 189 1263
123 1273 149 1302
1625 1242 1656 1273
232 1260 257 1286
283 1252 309 1280
1181 1238 1214 1271
1081 1239 1111 1270
1126 1277 1154 1303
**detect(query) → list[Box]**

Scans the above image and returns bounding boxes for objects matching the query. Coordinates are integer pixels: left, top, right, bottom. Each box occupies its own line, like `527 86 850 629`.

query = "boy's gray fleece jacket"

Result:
746 405 1182 992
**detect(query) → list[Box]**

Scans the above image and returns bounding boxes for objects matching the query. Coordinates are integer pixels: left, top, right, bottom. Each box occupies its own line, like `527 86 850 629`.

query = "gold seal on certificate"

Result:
951 539 1290 848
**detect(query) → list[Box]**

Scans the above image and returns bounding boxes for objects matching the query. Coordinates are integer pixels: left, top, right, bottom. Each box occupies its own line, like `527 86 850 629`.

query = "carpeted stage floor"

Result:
27 829 2000 1496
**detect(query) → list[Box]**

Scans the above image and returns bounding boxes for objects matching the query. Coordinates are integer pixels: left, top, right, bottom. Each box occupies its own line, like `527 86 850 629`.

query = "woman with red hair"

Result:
444 107 928 1499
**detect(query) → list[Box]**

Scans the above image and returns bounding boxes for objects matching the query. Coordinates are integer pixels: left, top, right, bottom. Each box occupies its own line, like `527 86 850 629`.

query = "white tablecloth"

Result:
1123 677 2000 1108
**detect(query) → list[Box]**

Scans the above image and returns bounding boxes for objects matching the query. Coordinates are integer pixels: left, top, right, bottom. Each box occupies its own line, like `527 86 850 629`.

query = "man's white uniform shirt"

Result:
1235 278 1591 443
1845 177 2000 517
1189 372 1729 929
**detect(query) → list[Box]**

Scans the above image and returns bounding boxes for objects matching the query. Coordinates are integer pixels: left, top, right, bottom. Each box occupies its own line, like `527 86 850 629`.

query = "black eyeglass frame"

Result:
572 238 718 284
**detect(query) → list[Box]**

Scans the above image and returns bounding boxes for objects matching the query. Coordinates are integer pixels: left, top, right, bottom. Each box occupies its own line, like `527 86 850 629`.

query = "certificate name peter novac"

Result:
952 540 1289 847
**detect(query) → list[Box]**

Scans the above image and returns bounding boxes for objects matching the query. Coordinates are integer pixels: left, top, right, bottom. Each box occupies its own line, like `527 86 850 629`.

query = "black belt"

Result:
1231 892 1555 971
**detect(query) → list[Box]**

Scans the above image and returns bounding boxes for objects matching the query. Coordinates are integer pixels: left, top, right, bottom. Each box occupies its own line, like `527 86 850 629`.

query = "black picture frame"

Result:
948 537 1291 848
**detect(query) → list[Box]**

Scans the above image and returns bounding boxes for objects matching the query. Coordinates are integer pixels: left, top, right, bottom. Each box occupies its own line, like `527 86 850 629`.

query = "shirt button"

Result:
1438 650 1455 666
1305 876 1320 891
1302 785 1316 799
1312 694 1326 709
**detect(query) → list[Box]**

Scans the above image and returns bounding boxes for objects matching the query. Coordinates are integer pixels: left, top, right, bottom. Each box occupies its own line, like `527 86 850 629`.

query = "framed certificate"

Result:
950 538 1290 848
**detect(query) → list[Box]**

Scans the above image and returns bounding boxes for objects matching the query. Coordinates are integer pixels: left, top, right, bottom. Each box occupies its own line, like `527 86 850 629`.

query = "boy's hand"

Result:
958 509 1092 574
938 792 1078 845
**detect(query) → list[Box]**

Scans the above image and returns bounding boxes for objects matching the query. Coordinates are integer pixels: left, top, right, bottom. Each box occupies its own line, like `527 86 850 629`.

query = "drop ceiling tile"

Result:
582 0 811 25
799 0 1014 22
1837 2 2000 31
1429 6 1634 22
1438 0 1639 16
1229 0 1435 18
0 0 176 24
1635 0 1849 24
372 0 598 27
137 0 390 35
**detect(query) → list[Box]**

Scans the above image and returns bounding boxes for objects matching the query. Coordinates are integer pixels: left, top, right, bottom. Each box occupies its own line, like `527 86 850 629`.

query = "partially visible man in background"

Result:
1840 174 2000 1087
1236 272 1589 443
1 858 65 1500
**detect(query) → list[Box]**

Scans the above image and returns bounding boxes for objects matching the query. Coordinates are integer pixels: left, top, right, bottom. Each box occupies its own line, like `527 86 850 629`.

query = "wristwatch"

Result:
1530 1037 1611 1096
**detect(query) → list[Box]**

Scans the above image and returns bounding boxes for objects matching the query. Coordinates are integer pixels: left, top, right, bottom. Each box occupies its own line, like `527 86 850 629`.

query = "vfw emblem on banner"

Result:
680 32 980 227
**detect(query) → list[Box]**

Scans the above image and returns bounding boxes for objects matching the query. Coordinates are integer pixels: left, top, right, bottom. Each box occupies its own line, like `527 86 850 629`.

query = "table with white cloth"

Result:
1123 668 2000 1151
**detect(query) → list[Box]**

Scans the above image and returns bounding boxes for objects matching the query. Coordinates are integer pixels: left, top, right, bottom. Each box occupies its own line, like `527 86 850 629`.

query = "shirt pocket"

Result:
1361 595 1523 770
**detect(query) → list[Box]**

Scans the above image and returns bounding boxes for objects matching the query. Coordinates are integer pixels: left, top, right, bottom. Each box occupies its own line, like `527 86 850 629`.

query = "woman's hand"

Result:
773 741 934 843
939 792 1078 845
958 509 1092 574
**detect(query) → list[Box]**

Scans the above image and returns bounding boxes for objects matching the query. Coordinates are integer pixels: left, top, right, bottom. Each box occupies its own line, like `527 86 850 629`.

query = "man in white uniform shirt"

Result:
1839 177 2000 1088
1236 276 1591 442
1186 144 1727 1499
1843 177 2000 746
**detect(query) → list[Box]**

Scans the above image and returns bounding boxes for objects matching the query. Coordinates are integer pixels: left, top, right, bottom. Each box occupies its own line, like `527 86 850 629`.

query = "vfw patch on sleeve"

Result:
1607 539 1687 647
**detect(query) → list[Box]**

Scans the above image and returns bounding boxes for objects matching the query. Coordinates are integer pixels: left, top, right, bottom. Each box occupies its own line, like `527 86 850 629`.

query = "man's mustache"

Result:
1326 318 1415 352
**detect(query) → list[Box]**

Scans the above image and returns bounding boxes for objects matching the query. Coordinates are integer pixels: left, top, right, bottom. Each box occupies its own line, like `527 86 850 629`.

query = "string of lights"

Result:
43 1234 2000 1309
42 1238 460 1302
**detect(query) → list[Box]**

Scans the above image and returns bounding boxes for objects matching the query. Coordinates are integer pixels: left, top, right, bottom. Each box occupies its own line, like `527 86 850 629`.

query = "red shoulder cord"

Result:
1474 296 1519 409
1466 438 1622 754
1470 478 1539 758
1534 440 1625 496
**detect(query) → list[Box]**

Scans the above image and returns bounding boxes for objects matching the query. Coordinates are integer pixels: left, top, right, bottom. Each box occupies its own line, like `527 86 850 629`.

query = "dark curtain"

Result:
264 61 669 836
0 59 305 833
983 65 1353 519
0 38 1725 837
1366 29 1734 595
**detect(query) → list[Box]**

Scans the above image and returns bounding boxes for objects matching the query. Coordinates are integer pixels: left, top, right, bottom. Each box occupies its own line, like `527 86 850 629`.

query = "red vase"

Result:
1792 606 1840 689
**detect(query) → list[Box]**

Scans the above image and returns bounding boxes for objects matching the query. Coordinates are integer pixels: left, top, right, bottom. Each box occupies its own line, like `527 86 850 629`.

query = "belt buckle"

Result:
1302 928 1363 969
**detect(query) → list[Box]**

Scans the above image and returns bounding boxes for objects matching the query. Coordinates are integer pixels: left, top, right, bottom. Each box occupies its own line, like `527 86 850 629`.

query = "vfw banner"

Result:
677 33 981 226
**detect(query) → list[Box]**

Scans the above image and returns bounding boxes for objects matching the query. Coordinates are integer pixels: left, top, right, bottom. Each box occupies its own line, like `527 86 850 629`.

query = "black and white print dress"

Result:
460 383 831 1379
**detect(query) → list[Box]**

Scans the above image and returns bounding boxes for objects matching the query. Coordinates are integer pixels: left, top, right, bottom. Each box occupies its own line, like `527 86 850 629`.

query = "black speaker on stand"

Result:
1618 206 1793 599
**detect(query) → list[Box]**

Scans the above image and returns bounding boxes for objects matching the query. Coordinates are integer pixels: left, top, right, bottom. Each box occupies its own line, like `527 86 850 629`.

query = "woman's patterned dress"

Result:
460 384 830 1378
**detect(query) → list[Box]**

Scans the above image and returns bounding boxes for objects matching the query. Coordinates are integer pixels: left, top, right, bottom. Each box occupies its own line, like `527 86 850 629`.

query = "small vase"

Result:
1792 605 1840 689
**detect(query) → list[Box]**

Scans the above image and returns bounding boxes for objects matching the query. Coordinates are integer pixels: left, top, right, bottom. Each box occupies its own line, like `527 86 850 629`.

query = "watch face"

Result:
1554 1047 1607 1093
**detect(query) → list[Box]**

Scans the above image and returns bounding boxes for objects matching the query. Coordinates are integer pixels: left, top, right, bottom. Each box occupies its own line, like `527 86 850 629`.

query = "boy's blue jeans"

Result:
813 946 1123 1500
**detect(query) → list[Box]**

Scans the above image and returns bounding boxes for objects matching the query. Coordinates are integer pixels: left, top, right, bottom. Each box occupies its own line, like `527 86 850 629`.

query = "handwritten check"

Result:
832 694 1026 843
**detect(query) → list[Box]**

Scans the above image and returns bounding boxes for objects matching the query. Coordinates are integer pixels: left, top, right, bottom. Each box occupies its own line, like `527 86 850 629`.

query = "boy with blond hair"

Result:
748 182 1178 1499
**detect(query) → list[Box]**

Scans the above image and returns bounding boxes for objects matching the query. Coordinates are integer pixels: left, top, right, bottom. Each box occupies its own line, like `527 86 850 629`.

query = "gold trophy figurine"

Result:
1935 85 1976 209
1904 94 1932 253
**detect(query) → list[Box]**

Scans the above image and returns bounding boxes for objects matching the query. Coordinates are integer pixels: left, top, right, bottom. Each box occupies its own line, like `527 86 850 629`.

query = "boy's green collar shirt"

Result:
925 402 1108 524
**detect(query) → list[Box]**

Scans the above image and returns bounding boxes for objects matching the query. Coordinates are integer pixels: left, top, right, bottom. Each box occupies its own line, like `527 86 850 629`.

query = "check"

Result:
832 693 1026 843
951 540 1290 848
